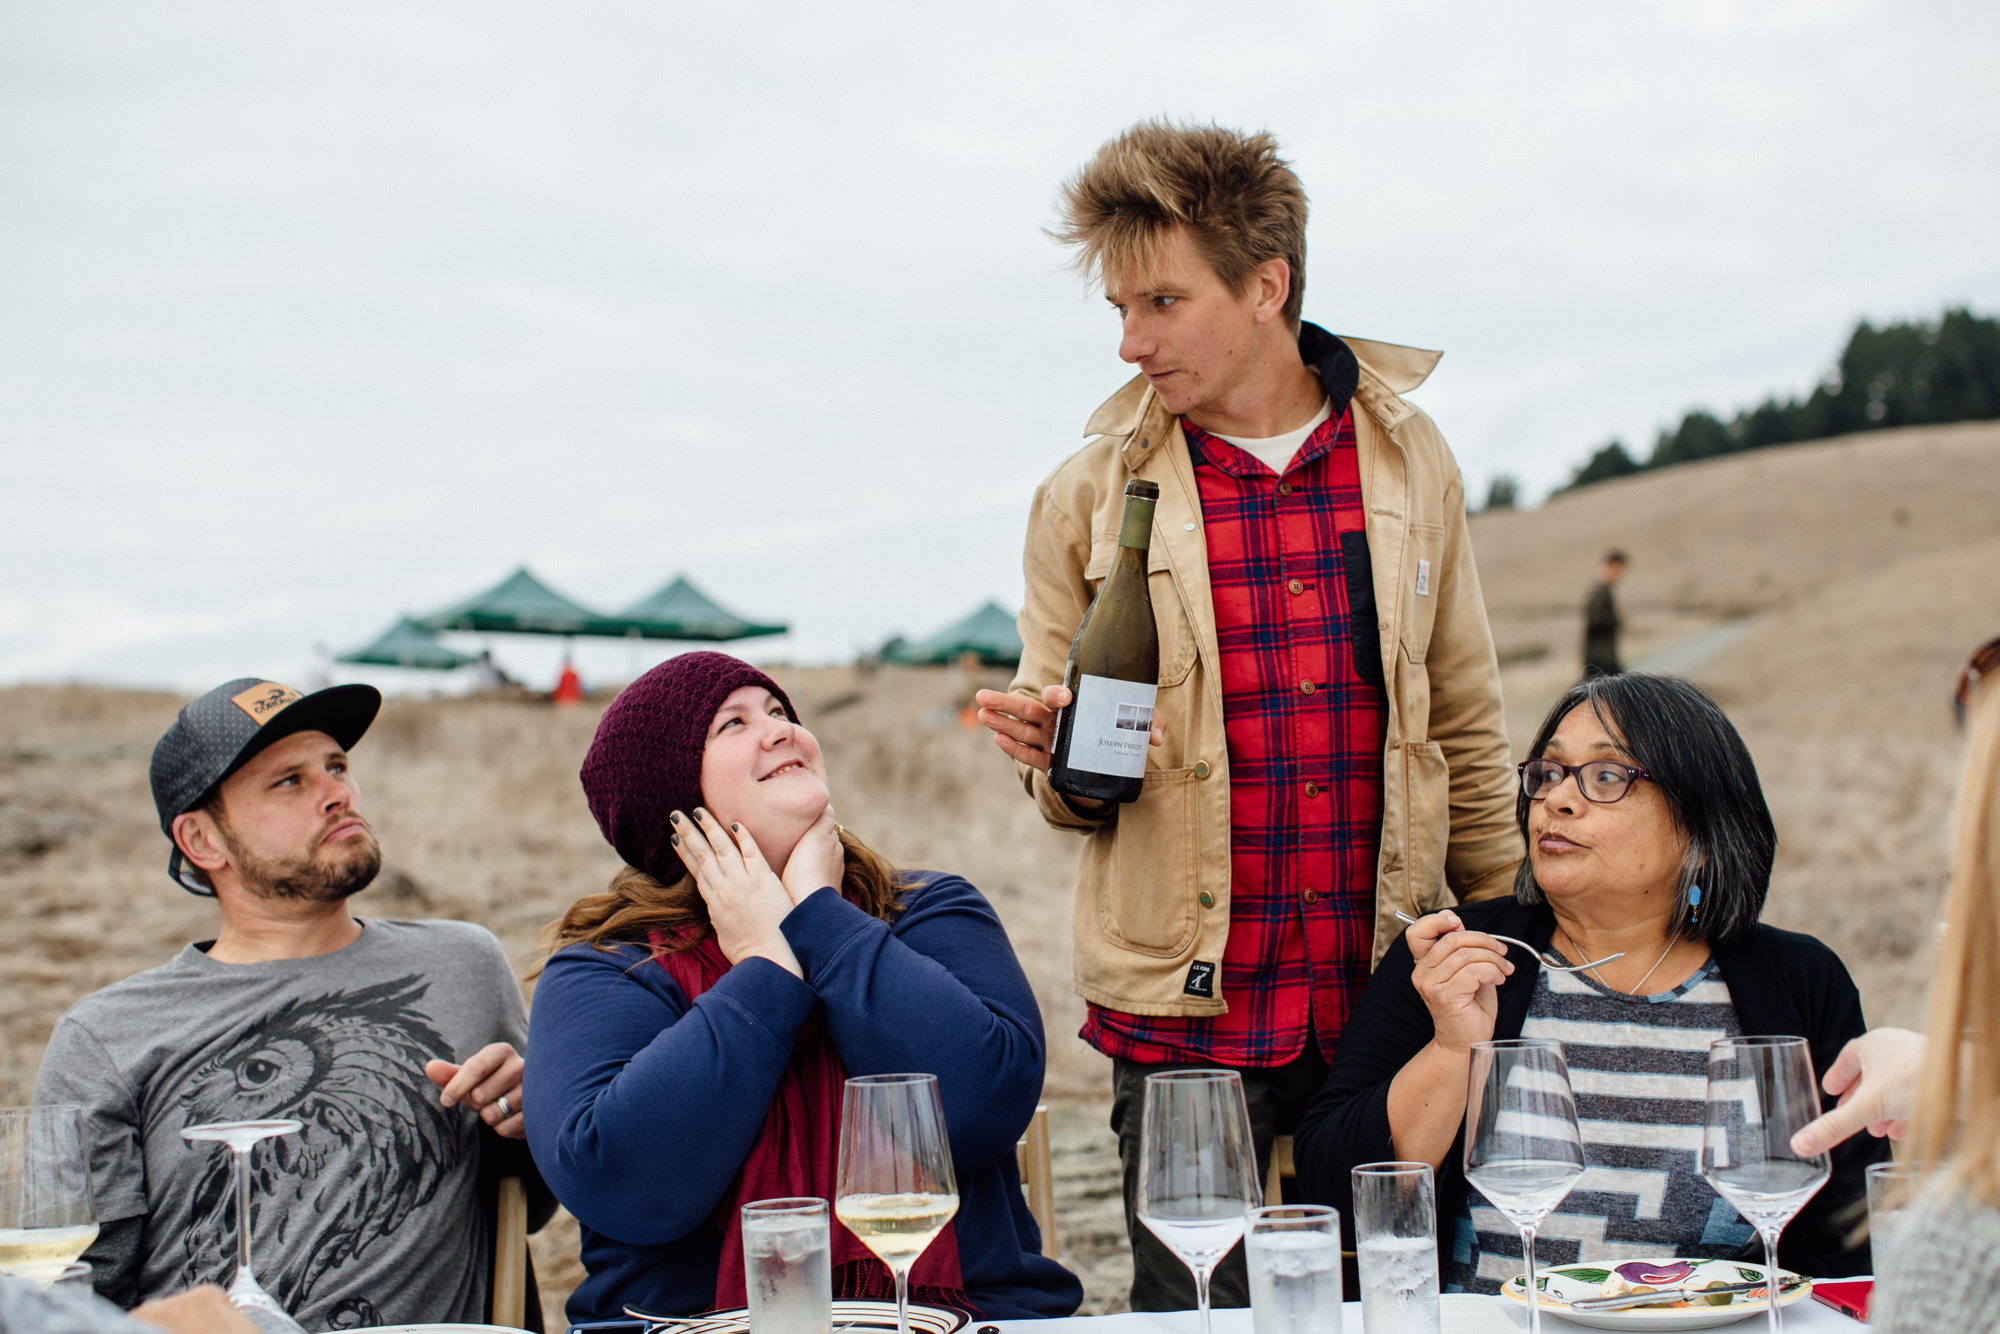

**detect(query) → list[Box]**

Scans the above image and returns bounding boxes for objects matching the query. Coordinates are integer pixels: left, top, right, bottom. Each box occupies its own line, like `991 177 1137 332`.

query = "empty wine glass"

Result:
180 1120 307 1334
1463 1040 1585 1334
834 1075 958 1334
0 1106 98 1285
1135 1070 1262 1334
1701 1037 1830 1334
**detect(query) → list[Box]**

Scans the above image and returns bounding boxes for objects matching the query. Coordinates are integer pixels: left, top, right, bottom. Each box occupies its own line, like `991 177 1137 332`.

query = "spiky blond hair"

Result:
1050 120 1309 329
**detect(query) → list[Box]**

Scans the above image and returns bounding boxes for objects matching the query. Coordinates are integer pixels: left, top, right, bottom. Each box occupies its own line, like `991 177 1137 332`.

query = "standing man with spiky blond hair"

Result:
976 121 1523 1310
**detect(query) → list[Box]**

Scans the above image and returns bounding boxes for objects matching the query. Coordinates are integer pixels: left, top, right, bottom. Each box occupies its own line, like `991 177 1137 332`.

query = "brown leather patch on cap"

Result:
231 682 303 724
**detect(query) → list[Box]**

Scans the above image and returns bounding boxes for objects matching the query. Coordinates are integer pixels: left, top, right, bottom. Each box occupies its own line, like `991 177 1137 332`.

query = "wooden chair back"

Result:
1264 1133 1297 1206
492 1175 529 1327
1015 1104 1055 1257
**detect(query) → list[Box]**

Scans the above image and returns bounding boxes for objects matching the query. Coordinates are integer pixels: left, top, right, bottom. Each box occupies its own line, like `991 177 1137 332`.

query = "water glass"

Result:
1865 1162 1917 1270
742 1198 830 1334
1352 1163 1439 1334
1246 1204 1341 1334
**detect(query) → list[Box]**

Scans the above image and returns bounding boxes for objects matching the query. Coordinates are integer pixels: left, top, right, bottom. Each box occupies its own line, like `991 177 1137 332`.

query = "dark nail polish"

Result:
732 823 740 832
669 833 680 846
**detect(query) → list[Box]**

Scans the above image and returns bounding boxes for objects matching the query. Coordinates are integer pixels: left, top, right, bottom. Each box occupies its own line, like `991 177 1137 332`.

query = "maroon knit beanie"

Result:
580 651 798 883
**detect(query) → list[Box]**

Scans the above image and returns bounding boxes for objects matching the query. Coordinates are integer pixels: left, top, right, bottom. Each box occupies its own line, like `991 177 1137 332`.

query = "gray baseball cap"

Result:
149 677 382 895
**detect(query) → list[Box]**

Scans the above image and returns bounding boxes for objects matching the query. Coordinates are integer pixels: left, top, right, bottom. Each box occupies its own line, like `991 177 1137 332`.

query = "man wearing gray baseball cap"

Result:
33 678 553 1329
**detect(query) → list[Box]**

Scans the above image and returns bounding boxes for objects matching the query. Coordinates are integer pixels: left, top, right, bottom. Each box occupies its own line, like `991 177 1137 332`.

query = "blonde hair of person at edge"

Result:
1858 639 2000 1332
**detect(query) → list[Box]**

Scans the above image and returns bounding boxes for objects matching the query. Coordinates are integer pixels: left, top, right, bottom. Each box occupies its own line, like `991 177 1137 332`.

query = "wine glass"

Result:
180 1120 308 1334
0 1106 98 1285
1701 1037 1830 1334
1134 1070 1262 1334
1463 1039 1585 1334
834 1075 959 1334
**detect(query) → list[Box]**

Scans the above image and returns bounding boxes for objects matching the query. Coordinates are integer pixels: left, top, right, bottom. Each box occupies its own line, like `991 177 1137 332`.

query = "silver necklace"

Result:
1566 927 1680 995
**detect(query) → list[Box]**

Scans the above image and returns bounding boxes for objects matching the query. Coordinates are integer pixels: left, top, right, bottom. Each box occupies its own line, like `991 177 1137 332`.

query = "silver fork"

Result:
1393 909 1625 972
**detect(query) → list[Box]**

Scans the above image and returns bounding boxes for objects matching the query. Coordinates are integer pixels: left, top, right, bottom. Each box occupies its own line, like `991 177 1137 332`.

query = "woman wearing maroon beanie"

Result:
522 652 1082 1325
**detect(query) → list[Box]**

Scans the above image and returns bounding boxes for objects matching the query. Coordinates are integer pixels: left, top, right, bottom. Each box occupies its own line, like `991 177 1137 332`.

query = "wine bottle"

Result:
1048 479 1161 804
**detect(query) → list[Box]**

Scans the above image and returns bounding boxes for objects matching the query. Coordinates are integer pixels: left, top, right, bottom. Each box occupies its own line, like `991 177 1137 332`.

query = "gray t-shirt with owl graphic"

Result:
32 919 528 1330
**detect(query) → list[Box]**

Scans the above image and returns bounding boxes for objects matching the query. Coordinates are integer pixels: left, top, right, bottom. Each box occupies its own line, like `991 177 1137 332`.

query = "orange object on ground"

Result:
553 662 584 706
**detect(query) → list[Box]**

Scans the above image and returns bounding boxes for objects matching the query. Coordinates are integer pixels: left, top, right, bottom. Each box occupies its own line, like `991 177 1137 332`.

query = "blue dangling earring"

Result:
1687 885 1702 925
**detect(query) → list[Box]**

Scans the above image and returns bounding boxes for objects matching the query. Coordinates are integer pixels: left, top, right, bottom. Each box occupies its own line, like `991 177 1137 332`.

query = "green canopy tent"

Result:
412 567 631 637
884 600 1023 667
614 575 787 641
409 565 785 665
335 617 480 670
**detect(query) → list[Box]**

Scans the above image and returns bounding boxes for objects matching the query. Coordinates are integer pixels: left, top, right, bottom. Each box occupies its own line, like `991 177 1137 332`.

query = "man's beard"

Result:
217 814 383 903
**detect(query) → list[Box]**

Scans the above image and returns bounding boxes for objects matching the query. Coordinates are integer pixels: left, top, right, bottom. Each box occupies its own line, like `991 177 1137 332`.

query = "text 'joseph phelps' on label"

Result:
1069 673 1157 779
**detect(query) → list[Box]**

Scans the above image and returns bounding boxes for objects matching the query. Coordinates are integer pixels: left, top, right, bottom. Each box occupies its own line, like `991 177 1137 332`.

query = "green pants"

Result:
1110 1047 1330 1312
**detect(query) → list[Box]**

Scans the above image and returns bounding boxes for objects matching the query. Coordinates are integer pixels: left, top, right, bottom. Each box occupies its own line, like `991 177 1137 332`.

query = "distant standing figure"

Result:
1583 550 1628 676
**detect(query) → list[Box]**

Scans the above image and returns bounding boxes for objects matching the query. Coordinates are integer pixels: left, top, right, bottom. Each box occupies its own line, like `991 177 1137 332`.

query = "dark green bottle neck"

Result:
1117 495 1157 551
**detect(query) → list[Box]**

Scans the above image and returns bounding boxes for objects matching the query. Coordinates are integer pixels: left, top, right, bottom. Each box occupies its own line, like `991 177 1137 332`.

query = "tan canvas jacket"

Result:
1009 334 1524 1018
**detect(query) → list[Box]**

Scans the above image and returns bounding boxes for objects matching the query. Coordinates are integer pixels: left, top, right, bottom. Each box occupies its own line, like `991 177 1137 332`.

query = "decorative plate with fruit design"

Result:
1500 1258 1814 1330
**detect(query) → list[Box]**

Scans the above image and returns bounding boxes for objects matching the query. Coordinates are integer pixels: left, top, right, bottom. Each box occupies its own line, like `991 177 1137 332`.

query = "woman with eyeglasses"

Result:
1292 671 1886 1292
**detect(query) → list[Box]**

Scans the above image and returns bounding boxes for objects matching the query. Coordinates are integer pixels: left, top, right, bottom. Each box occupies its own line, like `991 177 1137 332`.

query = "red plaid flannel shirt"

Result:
1080 404 1387 1067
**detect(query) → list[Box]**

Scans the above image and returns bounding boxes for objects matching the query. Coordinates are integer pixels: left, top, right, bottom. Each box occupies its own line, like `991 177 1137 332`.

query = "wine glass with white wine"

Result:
1701 1037 1830 1334
834 1075 959 1334
1463 1039 1586 1334
180 1120 309 1334
1135 1070 1262 1334
0 1106 98 1286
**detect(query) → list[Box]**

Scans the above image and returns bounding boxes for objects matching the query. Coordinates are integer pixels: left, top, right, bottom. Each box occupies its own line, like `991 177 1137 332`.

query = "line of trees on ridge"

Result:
1480 306 2000 509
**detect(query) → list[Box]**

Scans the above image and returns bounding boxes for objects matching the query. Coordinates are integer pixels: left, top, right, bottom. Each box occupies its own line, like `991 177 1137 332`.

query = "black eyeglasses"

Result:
1956 636 2000 731
1519 758 1653 804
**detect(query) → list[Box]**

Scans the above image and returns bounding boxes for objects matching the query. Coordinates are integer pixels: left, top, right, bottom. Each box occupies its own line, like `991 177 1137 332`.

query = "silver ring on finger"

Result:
495 1093 513 1120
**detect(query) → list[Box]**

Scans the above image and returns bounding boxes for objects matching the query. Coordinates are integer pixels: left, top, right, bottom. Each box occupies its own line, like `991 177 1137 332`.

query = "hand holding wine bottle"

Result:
974 684 1167 783
976 479 1168 805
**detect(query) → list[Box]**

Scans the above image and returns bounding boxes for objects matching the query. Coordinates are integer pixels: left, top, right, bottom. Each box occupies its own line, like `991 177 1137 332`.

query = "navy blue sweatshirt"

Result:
525 872 1083 1323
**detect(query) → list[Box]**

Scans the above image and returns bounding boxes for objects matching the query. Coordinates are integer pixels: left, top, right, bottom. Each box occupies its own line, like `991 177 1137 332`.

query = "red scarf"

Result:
650 931 969 1312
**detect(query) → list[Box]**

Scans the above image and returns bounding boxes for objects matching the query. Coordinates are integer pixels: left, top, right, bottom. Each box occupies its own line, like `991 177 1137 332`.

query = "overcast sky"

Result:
4 0 1996 691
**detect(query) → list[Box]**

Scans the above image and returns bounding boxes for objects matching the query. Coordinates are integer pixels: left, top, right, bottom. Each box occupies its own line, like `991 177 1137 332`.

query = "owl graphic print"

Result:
33 919 530 1329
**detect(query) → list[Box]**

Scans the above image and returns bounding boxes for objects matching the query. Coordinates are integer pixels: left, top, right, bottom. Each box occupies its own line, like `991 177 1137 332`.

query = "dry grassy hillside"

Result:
2 419 1996 1322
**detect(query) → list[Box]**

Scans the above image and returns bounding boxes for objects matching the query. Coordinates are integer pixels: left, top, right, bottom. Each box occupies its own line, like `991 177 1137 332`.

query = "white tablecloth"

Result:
985 1290 1866 1334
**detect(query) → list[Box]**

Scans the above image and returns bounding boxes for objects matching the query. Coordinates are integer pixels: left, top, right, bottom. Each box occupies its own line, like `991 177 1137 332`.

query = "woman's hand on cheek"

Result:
672 809 803 977
780 807 845 906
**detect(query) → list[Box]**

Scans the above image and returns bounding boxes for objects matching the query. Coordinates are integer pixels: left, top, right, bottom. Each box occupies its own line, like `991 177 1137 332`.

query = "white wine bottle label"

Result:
1067 674 1159 779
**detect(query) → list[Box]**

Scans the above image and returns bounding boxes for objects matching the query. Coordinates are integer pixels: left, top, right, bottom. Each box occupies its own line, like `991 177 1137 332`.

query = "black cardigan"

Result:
1292 897 1886 1278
